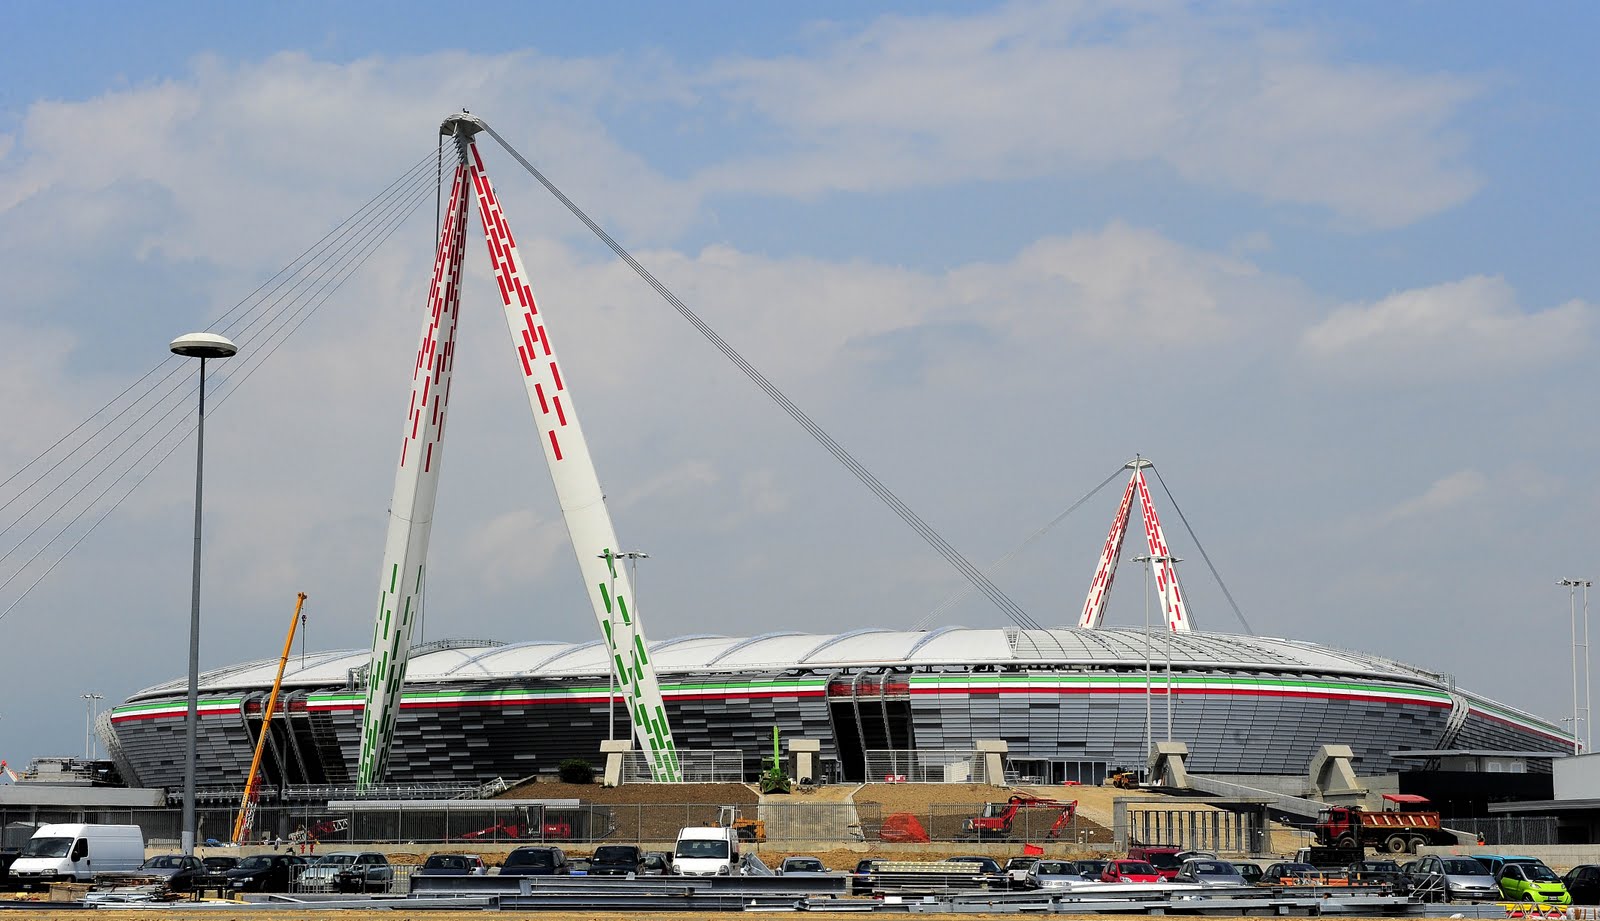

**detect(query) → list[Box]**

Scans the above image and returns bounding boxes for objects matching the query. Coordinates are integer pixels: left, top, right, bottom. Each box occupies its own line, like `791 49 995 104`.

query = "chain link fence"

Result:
620 750 743 783
862 750 991 783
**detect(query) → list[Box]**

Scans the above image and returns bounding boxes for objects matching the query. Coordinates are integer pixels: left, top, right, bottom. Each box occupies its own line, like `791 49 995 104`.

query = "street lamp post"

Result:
170 331 239 856
81 693 103 760
1563 579 1593 755
598 550 649 743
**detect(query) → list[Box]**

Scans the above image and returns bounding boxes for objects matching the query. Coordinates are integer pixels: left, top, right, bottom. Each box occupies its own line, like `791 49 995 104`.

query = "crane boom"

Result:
232 592 306 843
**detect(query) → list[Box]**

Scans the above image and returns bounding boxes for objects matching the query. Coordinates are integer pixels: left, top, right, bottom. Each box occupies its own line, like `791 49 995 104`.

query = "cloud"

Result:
1300 275 1591 381
697 1 1480 226
1381 469 1488 524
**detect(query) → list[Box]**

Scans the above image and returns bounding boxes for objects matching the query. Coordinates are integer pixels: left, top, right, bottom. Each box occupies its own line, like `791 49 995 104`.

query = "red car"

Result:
1102 859 1163 883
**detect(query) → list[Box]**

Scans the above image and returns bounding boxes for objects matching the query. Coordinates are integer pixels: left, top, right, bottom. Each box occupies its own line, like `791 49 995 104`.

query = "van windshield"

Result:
21 837 72 859
676 839 730 860
1144 852 1180 870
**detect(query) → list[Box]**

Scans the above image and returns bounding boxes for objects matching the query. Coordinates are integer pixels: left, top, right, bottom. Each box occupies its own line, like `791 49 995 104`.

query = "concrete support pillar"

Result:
788 738 821 784
975 739 1009 785
1309 744 1367 802
1147 740 1191 789
600 739 633 788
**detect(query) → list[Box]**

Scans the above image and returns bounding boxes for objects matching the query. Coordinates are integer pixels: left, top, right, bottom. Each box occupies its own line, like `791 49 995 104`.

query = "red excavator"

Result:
963 794 1078 840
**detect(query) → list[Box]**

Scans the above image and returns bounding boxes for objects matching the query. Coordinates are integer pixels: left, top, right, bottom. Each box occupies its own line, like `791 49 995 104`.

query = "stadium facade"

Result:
106 627 1570 790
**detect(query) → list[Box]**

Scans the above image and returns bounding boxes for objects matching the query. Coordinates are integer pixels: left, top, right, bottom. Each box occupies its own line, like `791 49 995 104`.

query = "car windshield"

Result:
424 856 467 870
594 847 637 862
676 840 729 859
952 857 1000 873
786 859 824 872
1036 862 1075 875
1192 861 1233 875
1524 865 1561 882
1121 862 1157 875
142 856 184 869
313 855 356 867
1443 859 1488 875
509 850 557 867
20 837 72 859
237 856 274 870
1145 853 1180 869
203 857 234 870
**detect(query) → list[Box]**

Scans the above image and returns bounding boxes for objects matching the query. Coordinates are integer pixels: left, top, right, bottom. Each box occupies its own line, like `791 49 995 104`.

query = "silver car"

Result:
1412 855 1498 902
1025 860 1087 890
1173 859 1248 887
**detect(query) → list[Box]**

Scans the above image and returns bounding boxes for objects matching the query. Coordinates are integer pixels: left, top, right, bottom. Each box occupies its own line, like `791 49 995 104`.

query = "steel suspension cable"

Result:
910 464 1128 631
0 159 442 564
1148 464 1254 635
0 151 444 511
0 149 444 521
0 157 440 619
478 122 1042 631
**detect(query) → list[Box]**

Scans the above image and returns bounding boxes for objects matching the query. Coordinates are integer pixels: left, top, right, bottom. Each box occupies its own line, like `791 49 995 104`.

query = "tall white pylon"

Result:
1077 458 1193 633
357 114 681 786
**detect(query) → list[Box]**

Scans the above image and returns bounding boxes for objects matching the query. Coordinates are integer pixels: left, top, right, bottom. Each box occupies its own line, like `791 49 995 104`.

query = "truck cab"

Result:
672 827 739 877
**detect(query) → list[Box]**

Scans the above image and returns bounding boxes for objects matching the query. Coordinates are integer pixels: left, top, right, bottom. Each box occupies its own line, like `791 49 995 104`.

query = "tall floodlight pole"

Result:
170 331 239 855
81 694 103 759
1135 555 1154 765
1563 579 1593 754
1587 582 1593 752
599 550 649 743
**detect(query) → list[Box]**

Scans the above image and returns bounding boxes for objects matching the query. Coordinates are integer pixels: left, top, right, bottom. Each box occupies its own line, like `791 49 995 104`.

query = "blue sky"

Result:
1 1 1598 767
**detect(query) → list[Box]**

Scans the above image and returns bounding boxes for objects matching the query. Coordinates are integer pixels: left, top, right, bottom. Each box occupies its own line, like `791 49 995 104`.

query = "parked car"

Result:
1101 859 1162 883
1173 859 1248 888
416 854 488 876
1565 865 1600 905
501 846 570 877
201 856 238 874
851 858 879 895
1235 862 1263 886
1127 845 1183 880
224 853 307 892
641 851 671 876
1411 855 1497 902
1347 859 1408 890
1004 856 1039 884
1176 850 1218 862
778 856 830 877
946 855 1009 889
335 852 393 893
1025 860 1087 890
1498 863 1571 905
590 845 641 876
1260 862 1320 885
135 854 205 892
1074 859 1109 880
300 852 360 889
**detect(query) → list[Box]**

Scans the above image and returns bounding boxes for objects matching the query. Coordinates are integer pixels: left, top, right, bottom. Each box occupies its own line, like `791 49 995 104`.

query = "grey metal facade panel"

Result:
110 662 1568 788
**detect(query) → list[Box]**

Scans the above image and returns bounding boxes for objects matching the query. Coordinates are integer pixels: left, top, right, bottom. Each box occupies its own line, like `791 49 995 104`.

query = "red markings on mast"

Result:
552 395 567 426
550 362 564 390
548 430 564 461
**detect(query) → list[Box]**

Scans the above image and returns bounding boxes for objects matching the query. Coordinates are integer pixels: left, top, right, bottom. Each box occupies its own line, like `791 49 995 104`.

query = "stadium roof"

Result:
129 627 1453 700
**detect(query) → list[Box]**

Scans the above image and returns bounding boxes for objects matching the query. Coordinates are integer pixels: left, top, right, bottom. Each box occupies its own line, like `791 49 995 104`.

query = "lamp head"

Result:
170 332 239 359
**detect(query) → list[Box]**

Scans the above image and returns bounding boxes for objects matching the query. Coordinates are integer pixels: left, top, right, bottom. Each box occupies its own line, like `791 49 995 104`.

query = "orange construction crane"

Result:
231 592 306 844
963 793 1078 840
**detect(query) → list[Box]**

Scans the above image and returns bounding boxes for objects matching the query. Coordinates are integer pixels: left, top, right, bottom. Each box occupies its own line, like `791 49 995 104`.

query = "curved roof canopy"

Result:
129 626 1451 701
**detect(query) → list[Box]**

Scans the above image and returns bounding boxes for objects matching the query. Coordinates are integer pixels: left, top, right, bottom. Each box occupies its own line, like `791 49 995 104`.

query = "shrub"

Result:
558 758 596 784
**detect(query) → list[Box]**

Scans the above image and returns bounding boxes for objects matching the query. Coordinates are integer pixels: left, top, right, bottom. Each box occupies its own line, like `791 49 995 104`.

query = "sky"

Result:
1 1 1598 768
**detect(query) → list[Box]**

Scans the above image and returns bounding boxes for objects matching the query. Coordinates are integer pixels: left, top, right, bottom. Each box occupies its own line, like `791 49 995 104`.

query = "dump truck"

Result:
1313 796 1454 854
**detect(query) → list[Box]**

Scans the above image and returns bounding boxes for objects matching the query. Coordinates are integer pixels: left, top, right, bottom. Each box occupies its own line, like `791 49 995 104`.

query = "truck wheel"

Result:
1408 836 1426 853
1337 836 1357 849
1385 835 1407 854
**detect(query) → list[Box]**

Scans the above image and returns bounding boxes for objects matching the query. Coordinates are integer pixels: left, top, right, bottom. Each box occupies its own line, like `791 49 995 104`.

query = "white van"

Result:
672 826 739 877
10 824 145 886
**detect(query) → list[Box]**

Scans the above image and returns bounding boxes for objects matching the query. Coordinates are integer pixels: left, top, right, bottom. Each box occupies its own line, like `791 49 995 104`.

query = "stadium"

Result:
106 625 1570 791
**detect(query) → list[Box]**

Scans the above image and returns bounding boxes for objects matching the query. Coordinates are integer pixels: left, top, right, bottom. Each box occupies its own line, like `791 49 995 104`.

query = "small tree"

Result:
558 758 596 784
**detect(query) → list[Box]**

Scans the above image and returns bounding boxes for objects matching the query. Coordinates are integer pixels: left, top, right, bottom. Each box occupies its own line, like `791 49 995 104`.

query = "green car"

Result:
1498 863 1572 904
